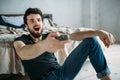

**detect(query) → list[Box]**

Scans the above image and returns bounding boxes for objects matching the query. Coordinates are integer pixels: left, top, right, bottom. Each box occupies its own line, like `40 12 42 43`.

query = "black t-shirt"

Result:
14 34 60 80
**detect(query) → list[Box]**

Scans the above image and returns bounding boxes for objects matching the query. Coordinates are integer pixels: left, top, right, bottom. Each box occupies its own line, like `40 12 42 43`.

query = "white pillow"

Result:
1 16 24 26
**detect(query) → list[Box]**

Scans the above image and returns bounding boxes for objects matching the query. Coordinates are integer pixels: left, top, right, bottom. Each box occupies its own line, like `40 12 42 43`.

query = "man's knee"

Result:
83 37 98 43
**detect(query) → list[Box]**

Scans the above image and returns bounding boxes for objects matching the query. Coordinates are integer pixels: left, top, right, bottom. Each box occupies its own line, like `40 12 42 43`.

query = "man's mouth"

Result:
34 27 40 31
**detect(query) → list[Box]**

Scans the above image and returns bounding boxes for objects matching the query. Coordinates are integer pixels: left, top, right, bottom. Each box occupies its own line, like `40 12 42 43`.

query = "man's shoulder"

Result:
20 34 29 38
14 34 29 41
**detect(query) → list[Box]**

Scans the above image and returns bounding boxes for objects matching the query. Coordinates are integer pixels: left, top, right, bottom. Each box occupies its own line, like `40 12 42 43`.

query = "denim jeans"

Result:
44 37 111 80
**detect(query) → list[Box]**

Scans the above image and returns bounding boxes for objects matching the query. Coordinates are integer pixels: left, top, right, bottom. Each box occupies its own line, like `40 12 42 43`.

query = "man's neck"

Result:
30 34 42 43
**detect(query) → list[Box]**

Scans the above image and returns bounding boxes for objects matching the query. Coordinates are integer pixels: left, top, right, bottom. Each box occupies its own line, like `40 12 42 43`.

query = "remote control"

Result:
56 35 69 41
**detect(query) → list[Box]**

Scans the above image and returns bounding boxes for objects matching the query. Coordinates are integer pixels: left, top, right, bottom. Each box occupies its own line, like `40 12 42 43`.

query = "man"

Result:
14 8 115 80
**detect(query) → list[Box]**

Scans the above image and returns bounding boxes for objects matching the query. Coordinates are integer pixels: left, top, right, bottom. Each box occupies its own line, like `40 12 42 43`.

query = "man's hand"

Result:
42 32 70 53
96 30 115 48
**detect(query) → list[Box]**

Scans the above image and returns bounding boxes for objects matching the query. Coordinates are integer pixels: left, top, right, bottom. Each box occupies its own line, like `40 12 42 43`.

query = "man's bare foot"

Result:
100 75 111 80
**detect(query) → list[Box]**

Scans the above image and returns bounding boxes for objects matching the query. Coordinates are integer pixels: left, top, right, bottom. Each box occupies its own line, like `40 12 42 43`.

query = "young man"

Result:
14 8 115 80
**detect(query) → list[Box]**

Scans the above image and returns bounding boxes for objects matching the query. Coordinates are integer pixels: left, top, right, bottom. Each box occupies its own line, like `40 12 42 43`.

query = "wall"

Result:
0 0 82 27
82 0 120 43
99 0 120 43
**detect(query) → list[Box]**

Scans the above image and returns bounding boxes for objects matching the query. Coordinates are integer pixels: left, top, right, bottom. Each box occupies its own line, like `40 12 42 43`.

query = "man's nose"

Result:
34 20 39 25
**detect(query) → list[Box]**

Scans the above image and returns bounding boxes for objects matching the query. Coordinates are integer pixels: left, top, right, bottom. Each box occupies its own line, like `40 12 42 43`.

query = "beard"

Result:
28 28 43 38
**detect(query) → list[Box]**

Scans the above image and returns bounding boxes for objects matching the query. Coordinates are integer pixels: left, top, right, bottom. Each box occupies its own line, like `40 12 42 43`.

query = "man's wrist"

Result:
95 30 100 36
37 40 46 53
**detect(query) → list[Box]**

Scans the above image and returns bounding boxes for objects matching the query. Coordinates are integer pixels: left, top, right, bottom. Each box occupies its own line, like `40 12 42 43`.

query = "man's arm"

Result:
14 40 46 60
14 32 70 60
69 29 115 48
69 30 97 41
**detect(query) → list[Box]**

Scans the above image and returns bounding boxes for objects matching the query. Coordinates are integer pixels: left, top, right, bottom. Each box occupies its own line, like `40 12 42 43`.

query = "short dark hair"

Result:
23 8 43 24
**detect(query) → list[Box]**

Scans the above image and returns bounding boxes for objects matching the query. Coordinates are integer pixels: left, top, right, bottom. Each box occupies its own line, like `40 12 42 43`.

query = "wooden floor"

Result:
75 44 120 80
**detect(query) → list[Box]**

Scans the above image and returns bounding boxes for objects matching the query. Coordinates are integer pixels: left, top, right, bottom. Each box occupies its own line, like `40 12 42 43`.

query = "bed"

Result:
0 14 105 78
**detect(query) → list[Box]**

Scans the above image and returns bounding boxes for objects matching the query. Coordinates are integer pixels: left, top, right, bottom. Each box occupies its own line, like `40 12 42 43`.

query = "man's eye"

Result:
30 19 34 23
38 19 41 22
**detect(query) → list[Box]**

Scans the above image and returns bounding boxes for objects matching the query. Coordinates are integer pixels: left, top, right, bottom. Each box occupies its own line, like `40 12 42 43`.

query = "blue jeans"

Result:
44 37 111 80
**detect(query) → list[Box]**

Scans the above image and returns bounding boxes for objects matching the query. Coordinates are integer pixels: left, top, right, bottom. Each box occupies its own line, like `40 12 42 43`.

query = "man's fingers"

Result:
109 33 115 44
104 33 115 47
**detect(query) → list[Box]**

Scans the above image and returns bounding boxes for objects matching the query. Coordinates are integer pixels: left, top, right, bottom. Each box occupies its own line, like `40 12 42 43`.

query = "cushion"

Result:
0 16 25 28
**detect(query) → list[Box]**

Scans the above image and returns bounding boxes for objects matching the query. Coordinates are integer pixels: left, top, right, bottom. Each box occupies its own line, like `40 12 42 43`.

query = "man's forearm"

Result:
69 30 98 41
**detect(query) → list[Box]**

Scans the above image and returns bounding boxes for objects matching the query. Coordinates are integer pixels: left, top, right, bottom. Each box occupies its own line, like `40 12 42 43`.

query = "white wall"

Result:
82 0 120 42
99 0 120 43
0 0 82 27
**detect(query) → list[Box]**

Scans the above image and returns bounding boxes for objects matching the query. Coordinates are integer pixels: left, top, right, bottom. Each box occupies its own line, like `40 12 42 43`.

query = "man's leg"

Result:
60 37 111 80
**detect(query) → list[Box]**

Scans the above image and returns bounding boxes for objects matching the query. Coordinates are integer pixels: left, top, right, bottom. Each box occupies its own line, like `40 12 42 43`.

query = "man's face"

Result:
26 14 43 38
